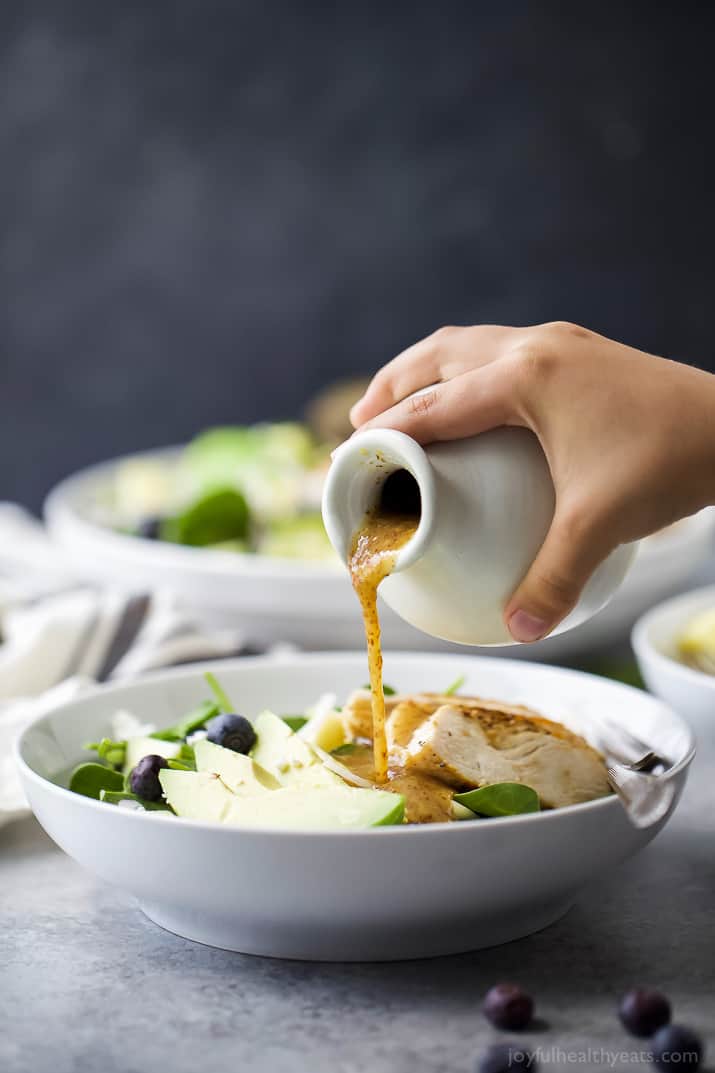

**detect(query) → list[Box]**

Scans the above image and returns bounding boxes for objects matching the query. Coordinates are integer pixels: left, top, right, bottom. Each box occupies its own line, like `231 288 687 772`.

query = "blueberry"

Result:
477 1042 536 1073
618 989 671 1037
136 516 163 540
483 983 534 1030
129 754 168 801
206 713 256 754
651 1025 703 1072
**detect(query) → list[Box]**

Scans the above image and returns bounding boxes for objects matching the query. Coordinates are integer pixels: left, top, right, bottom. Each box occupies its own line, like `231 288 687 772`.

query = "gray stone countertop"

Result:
2 740 713 1073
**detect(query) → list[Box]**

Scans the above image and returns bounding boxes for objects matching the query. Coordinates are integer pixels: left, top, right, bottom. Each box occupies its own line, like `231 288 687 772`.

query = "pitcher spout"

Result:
321 430 436 572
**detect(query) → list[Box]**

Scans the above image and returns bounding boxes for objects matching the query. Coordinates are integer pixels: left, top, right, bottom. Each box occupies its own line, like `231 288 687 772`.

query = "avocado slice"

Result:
159 769 404 829
251 711 343 787
124 736 181 775
193 739 280 793
217 786 405 829
159 770 237 821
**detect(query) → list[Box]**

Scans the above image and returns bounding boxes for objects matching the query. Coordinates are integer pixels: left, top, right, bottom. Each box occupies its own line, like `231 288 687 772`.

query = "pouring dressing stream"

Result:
347 470 420 781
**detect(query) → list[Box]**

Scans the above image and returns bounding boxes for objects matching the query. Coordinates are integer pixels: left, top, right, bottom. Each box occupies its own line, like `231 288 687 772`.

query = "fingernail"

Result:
507 609 550 643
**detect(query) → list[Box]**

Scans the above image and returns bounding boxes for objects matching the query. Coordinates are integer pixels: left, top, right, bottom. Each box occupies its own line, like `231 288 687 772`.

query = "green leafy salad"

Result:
65 673 542 830
109 422 335 560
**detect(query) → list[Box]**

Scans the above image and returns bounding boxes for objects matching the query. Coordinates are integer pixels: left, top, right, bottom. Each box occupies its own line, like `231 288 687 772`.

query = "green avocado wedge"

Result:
454 782 540 817
193 739 280 793
250 710 343 787
159 770 405 829
159 771 236 821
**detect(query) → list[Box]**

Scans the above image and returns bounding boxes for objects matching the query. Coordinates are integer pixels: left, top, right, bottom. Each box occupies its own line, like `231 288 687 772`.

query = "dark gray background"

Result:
2 1 714 510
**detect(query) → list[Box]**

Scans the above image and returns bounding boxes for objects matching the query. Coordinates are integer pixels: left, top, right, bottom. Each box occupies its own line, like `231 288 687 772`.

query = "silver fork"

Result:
590 721 679 829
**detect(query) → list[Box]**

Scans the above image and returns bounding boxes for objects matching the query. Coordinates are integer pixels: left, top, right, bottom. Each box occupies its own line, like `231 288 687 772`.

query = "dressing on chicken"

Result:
336 690 612 822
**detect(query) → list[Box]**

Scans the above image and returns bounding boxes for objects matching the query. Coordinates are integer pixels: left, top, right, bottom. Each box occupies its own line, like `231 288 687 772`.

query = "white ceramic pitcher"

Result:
321 426 636 645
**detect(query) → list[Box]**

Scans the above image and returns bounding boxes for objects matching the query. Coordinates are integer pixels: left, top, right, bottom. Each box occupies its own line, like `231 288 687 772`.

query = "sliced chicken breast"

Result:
404 703 611 808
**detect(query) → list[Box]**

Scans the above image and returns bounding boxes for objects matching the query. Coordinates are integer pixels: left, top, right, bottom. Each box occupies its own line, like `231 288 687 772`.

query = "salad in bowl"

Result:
16 653 694 958
66 670 613 829
107 422 335 561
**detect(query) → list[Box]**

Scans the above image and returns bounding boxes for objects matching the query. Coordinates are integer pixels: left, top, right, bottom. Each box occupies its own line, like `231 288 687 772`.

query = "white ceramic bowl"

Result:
633 584 715 742
17 653 694 961
44 450 715 657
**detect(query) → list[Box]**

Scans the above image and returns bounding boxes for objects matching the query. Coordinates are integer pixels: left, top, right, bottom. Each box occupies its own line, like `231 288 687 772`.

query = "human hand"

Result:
350 322 715 641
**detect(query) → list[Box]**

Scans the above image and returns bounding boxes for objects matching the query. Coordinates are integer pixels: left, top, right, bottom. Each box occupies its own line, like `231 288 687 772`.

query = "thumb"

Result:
504 504 615 643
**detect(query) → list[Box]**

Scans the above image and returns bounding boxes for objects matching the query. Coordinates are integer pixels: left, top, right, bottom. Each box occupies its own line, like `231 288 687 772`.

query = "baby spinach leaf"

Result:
99 790 172 812
69 763 125 800
84 737 126 768
282 715 308 732
148 728 181 742
443 674 466 696
204 672 234 713
361 683 397 696
160 488 250 547
165 744 196 771
454 783 540 817
175 743 196 768
150 700 219 741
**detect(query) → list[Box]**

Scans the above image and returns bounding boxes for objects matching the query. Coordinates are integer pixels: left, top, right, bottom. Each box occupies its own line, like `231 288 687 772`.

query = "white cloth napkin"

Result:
0 503 252 826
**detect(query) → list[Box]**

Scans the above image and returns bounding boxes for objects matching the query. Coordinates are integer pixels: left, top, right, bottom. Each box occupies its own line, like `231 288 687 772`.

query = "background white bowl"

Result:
44 449 715 658
633 583 715 742
17 652 694 961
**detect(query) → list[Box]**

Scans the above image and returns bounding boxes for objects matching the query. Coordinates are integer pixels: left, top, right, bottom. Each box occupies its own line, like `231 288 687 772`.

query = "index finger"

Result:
350 323 515 428
349 333 446 428
357 363 520 445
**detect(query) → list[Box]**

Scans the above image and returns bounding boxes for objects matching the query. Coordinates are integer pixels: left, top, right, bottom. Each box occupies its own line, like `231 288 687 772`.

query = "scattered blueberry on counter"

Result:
477 1042 536 1073
651 1025 704 1071
483 983 534 1031
618 988 671 1037
206 712 257 754
129 754 169 801
476 983 705 1073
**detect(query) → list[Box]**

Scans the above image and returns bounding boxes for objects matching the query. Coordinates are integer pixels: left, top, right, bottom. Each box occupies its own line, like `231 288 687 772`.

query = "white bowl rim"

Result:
632 582 715 694
43 446 345 582
16 651 696 838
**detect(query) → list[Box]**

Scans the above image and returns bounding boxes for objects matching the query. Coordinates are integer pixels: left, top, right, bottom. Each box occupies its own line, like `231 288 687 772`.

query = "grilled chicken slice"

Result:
404 702 611 808
341 689 547 742
387 700 429 751
340 689 611 809
341 689 490 742
340 689 375 741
